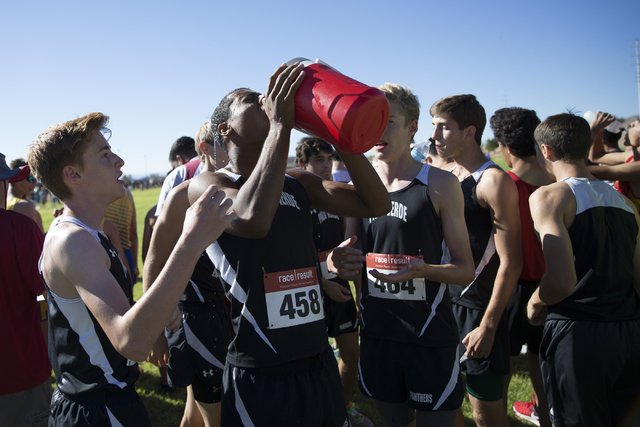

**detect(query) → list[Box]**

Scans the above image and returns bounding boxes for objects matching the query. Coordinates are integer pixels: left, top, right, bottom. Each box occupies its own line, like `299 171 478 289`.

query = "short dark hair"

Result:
210 88 250 154
490 108 540 158
295 137 334 165
429 94 486 145
169 136 196 162
602 129 622 148
10 158 27 169
534 113 591 162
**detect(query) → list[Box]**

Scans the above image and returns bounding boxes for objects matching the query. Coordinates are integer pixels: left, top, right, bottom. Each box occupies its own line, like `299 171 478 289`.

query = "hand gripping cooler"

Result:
287 57 390 155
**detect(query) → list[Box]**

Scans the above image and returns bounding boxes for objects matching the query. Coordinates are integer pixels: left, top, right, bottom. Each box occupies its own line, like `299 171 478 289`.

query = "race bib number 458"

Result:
264 267 325 329
366 253 426 301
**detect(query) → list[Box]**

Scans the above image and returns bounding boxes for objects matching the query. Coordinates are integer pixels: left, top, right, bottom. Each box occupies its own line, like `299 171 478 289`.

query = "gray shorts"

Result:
0 378 51 427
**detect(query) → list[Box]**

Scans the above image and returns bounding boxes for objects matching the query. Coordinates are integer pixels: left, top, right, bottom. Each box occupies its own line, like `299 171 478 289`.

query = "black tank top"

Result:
205 172 328 368
310 208 352 290
358 164 459 347
42 217 139 396
548 178 640 321
181 252 226 304
448 162 501 310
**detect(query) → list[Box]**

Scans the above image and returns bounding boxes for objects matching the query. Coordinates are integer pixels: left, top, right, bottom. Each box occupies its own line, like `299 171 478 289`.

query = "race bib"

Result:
264 267 325 329
366 253 426 300
318 249 337 280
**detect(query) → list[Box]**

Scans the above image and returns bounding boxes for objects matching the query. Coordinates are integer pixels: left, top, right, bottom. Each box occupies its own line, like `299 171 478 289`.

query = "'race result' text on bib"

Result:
264 267 325 329
366 253 426 301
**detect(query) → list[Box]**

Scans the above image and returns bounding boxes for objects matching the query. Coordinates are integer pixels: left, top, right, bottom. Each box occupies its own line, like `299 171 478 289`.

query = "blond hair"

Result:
377 83 420 126
194 121 215 162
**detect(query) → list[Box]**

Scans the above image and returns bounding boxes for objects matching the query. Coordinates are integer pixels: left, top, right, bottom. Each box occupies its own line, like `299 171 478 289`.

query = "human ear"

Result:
465 125 477 142
218 122 232 138
408 120 418 138
199 141 211 156
62 165 82 186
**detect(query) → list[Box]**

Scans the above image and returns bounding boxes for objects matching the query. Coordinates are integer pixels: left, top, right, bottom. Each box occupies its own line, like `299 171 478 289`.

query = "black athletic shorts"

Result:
452 303 510 376
505 280 543 356
165 300 233 402
540 318 640 427
221 345 349 427
324 293 359 338
49 386 151 427
358 337 464 412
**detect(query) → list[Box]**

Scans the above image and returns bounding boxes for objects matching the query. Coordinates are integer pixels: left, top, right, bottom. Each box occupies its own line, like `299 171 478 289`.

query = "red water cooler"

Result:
287 58 389 155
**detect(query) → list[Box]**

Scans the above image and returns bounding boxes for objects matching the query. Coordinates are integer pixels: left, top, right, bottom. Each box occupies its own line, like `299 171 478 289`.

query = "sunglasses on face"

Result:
26 176 36 183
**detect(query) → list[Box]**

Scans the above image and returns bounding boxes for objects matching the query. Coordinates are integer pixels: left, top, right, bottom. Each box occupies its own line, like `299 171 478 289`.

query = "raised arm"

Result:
188 63 306 238
55 186 234 362
463 169 522 359
588 112 627 165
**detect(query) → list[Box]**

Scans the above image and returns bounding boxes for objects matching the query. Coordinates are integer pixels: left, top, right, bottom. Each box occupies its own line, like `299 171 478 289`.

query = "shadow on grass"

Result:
135 362 187 427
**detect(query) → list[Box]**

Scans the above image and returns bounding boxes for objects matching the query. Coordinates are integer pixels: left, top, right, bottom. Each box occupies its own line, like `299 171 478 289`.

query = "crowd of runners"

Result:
2 61 640 427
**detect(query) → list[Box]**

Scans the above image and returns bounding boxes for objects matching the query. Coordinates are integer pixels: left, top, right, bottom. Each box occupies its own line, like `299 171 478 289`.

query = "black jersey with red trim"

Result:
358 164 459 347
42 217 139 397
205 172 328 368
448 161 501 310
547 177 640 321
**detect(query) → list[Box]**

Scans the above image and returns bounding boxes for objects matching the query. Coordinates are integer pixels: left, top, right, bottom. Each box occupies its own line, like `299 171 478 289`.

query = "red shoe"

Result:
513 395 540 426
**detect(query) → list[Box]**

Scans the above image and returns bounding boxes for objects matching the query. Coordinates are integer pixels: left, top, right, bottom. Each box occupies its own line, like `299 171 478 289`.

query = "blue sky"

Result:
1 0 639 177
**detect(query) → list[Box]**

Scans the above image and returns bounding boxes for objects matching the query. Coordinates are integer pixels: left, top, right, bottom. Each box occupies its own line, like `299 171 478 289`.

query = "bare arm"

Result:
50 186 234 362
289 149 391 219
588 161 640 181
141 206 157 264
13 200 44 233
188 63 306 238
142 184 189 294
463 169 522 359
589 112 627 165
369 168 474 285
529 183 577 305
622 196 640 296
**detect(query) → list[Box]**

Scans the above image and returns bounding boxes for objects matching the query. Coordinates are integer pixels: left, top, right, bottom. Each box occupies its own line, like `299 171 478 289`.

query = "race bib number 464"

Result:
264 267 325 329
366 253 426 301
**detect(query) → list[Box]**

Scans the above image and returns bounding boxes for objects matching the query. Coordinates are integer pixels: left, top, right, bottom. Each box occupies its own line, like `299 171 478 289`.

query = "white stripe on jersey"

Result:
433 346 461 410
419 283 447 337
357 358 374 398
189 279 205 303
106 406 124 426
49 291 127 388
562 177 634 215
233 367 256 427
205 242 277 354
459 231 496 298
183 316 224 370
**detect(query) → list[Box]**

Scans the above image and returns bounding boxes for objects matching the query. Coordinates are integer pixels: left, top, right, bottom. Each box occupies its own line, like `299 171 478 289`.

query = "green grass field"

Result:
39 154 541 426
